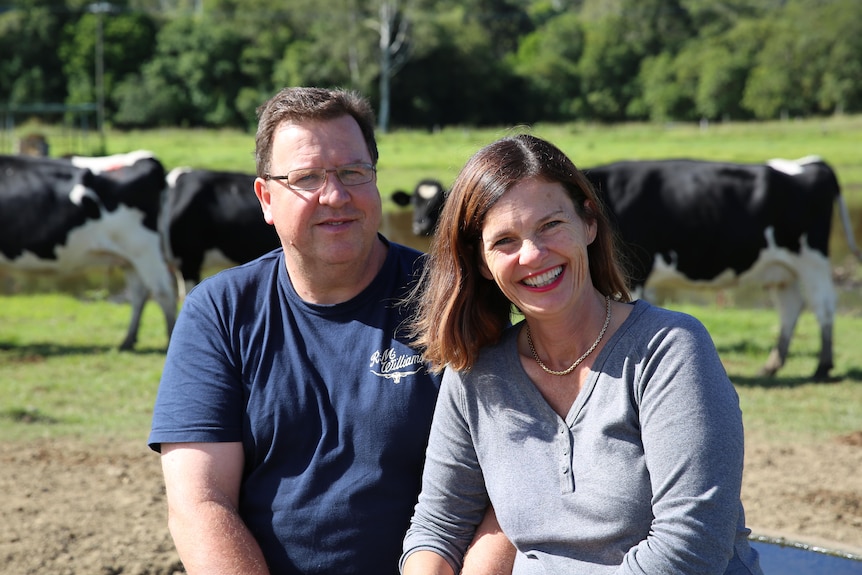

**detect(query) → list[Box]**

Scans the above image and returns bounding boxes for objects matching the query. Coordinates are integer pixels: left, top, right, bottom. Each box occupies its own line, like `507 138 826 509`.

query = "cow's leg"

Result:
813 318 835 381
140 265 177 346
117 255 177 350
116 235 178 349
797 251 837 381
119 269 147 351
761 283 804 377
122 265 177 349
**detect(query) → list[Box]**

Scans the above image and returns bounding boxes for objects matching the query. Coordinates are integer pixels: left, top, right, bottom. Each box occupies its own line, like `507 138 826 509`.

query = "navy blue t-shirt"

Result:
149 239 442 574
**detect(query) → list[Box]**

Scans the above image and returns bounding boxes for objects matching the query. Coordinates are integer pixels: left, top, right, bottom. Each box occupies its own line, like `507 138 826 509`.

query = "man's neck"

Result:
285 238 388 305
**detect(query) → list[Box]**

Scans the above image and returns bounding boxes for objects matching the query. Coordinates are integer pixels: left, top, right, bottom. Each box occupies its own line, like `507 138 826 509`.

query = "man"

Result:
148 87 513 574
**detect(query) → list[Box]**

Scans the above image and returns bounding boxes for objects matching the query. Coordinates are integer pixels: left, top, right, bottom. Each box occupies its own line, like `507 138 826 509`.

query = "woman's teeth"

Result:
523 266 562 287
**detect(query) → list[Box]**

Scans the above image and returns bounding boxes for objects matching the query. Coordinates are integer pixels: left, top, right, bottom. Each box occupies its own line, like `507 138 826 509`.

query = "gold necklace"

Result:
526 295 611 376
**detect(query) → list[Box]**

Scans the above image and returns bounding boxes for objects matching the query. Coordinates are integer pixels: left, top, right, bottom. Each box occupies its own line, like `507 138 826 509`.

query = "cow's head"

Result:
391 179 446 236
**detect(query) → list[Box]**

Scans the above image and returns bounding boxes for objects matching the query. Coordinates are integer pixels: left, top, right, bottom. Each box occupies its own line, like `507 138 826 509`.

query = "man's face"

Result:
254 115 382 272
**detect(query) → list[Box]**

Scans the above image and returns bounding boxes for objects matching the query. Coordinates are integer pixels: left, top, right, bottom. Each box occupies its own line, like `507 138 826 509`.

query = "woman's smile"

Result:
522 265 564 289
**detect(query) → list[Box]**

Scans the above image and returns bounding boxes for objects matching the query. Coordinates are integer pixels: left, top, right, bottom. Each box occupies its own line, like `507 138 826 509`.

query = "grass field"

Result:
1 294 861 447
1 117 861 446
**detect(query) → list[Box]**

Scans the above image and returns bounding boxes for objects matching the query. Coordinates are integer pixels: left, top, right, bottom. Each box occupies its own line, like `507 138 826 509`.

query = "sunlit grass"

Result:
2 294 859 446
670 301 862 444
1 294 168 442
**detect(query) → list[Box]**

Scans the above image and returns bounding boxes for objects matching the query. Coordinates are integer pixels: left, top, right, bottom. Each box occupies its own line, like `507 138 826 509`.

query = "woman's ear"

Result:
583 199 598 246
479 256 493 280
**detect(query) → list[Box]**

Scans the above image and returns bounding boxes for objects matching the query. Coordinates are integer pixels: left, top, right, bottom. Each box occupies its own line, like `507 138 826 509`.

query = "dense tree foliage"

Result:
0 0 858 130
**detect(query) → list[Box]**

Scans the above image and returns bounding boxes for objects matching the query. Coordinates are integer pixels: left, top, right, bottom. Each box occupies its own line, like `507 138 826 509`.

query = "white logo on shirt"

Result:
369 347 424 384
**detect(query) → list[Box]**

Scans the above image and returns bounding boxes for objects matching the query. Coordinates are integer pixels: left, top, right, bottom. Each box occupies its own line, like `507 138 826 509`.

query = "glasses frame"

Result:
264 163 377 192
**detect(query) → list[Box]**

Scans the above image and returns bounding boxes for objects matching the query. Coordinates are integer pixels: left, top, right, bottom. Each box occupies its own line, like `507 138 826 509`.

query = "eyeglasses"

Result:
264 163 376 191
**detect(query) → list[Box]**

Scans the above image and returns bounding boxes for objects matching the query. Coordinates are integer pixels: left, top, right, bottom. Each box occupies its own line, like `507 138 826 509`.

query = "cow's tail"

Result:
836 195 862 262
817 158 862 264
159 170 187 299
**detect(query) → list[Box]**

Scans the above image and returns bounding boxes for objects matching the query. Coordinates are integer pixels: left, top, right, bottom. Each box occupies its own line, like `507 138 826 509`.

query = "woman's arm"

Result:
619 315 747 574
401 370 500 574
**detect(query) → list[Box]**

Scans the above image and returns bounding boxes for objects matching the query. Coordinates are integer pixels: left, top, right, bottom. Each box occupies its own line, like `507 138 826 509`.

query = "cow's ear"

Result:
391 190 411 206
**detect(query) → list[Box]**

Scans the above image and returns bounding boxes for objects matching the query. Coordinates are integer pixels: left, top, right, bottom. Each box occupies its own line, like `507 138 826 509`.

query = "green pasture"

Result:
1 294 860 446
1 118 861 446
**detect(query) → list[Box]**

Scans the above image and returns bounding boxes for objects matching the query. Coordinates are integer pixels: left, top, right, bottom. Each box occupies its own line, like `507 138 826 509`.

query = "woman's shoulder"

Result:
630 299 708 329
618 300 715 349
467 324 523 375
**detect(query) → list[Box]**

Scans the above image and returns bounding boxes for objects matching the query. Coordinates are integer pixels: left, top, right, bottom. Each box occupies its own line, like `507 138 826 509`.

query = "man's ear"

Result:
254 178 275 225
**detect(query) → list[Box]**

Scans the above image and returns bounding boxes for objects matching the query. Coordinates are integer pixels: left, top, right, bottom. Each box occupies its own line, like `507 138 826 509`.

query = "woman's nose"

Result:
519 238 545 264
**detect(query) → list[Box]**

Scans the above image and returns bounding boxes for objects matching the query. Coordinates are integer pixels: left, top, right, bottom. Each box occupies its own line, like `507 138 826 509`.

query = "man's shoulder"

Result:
187 248 282 299
380 235 423 255
383 238 427 269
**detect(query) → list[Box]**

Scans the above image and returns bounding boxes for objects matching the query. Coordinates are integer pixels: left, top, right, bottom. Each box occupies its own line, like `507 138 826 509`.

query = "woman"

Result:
401 134 763 575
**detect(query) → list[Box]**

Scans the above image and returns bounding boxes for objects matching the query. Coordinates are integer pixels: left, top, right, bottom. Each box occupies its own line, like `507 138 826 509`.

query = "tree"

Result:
201 0 297 126
509 11 585 122
692 17 767 121
741 8 811 119
578 14 643 121
114 15 248 127
742 0 862 119
374 0 411 133
806 0 862 115
0 2 69 108
693 44 747 120
638 52 694 122
5 0 861 131
678 0 781 36
388 3 526 127
60 9 158 117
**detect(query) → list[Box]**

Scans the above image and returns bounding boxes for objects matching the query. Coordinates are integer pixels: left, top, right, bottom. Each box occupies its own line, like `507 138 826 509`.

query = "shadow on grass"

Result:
716 341 773 356
730 367 862 388
0 406 61 425
0 340 167 359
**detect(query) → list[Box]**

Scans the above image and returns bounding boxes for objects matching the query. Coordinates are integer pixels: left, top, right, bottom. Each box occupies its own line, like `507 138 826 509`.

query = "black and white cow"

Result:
584 156 860 381
0 152 177 350
391 179 447 236
397 158 861 380
163 167 279 294
68 150 157 174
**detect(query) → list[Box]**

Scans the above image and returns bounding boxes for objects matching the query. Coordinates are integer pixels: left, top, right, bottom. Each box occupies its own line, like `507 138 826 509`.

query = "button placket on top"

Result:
558 423 575 493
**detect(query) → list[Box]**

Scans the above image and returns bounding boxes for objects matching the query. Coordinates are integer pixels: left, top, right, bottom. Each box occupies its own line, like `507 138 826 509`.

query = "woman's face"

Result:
478 177 597 320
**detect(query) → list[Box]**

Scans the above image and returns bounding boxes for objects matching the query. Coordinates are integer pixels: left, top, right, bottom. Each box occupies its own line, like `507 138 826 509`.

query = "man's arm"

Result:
161 442 270 575
403 506 515 575
461 505 515 575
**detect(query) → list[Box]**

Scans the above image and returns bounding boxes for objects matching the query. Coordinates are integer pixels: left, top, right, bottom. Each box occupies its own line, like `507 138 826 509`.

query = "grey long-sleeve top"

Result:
402 300 762 575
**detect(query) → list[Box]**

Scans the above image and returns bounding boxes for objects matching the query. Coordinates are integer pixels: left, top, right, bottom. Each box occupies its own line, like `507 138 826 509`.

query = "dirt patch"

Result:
1 433 860 574
0 439 182 575
741 434 862 555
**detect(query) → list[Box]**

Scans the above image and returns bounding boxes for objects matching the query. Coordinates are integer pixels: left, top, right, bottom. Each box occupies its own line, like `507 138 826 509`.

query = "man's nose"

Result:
318 176 350 205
